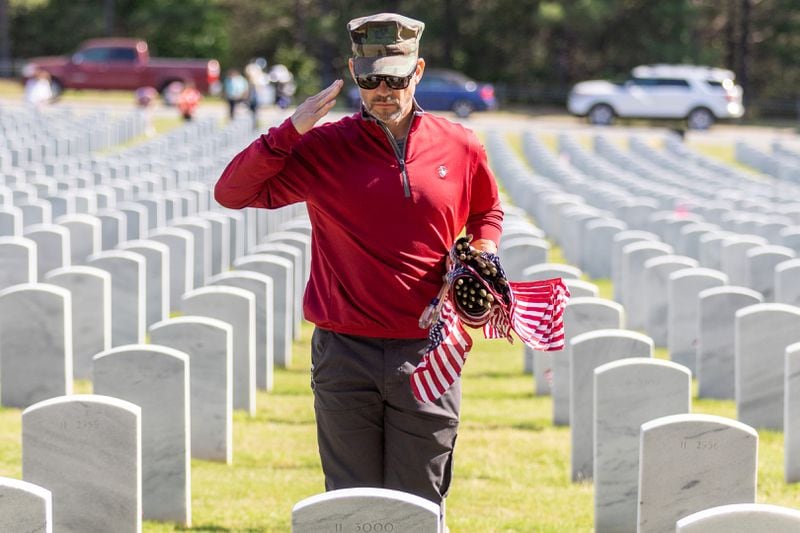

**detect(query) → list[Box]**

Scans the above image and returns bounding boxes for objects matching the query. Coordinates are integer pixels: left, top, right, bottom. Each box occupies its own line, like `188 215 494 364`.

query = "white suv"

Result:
567 64 744 130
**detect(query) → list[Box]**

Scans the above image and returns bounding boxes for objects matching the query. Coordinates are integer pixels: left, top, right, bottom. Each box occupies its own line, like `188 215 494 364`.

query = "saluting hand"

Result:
290 79 343 135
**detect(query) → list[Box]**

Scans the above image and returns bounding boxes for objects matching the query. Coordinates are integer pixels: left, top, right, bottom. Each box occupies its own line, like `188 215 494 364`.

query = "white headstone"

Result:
676 503 800 533
736 303 800 430
181 286 256 415
0 477 52 533
667 268 728 373
0 283 72 407
118 239 170 326
93 345 191 525
696 285 763 399
637 414 757 533
150 316 233 463
775 258 800 307
621 241 673 329
292 488 441 533
87 250 146 347
552 298 624 425
234 254 294 367
0 236 37 290
149 227 194 308
24 224 70 279
22 395 141 533
594 358 691 533
570 329 653 481
642 255 699 346
55 214 102 266
45 266 112 380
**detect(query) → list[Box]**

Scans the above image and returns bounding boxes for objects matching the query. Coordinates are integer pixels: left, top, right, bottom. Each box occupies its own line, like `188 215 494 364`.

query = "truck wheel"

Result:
49 78 64 101
588 104 614 126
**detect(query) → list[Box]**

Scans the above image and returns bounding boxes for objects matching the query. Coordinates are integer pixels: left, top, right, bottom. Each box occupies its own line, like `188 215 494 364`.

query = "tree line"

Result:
4 0 799 117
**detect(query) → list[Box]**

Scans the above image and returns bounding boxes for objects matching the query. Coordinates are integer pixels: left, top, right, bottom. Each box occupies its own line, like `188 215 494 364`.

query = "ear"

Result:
415 58 426 83
348 58 356 81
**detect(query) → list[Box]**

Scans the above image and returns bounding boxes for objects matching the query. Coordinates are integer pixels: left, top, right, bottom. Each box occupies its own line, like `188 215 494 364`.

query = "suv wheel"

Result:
687 107 715 130
452 100 474 118
588 104 614 126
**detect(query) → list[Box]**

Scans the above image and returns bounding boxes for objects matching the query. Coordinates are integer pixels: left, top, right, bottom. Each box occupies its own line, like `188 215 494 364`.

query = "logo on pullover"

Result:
437 165 448 178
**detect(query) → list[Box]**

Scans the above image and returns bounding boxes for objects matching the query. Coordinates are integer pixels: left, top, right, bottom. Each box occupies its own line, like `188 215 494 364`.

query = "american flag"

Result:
411 277 569 403
411 301 472 404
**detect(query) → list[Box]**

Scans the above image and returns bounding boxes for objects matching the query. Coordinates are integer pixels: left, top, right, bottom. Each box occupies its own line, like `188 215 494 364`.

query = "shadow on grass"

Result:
465 420 546 432
175 526 265 532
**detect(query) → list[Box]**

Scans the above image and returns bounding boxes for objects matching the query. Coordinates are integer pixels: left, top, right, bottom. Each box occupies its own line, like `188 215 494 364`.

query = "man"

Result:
214 12 503 506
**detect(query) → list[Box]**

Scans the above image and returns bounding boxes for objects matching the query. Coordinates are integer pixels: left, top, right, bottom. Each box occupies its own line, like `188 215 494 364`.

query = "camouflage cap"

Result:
347 13 425 77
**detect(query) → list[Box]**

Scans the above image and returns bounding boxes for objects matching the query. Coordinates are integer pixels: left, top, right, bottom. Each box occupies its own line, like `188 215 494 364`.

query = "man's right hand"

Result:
290 79 343 135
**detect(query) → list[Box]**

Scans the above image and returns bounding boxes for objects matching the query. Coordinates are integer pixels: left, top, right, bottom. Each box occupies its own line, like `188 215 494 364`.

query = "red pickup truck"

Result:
22 38 220 98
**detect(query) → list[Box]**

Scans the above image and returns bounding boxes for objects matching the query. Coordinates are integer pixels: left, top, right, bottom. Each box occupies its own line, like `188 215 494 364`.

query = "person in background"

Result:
214 12 503 517
134 86 159 136
24 69 54 109
223 69 249 120
176 81 201 121
245 58 274 130
269 63 296 109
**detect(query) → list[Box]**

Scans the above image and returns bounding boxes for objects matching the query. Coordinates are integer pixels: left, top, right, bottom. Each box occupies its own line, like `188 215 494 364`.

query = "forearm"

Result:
214 118 306 209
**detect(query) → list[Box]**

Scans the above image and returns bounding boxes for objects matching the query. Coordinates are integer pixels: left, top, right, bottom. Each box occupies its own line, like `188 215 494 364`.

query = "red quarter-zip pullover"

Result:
215 113 503 338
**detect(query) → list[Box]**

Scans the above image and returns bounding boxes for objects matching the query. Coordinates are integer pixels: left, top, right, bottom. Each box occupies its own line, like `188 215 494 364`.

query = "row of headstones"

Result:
590 132 800 208
532 130 800 247
0 216 311 528
490 201 800 527
0 106 147 168
480 129 800 531
8 471 800 533
0 110 319 528
735 140 800 182
0 216 311 399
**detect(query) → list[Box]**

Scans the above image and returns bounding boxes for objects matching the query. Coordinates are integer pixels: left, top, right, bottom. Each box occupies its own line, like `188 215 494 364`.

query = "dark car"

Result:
348 68 496 118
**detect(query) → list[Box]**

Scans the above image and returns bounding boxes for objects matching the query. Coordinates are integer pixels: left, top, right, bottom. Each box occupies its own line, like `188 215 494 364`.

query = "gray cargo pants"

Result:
310 327 460 505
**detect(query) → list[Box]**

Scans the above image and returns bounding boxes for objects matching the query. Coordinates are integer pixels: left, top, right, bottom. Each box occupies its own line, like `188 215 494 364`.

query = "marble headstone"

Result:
0 477 52 533
87 250 146 347
735 303 800 430
642 256 698 346
44 266 112 380
150 316 233 463
181 286 256 415
552 298 624 426
234 254 294 367
22 395 141 533
667 268 728 373
208 271 274 391
0 283 72 407
676 503 800 533
292 488 441 533
570 329 653 481
593 358 691 533
0 236 37 290
637 414 758 533
696 286 763 399
785 342 800 483
93 345 191 525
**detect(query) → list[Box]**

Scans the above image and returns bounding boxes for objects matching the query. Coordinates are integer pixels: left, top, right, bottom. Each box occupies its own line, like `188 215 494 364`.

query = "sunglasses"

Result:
355 73 413 90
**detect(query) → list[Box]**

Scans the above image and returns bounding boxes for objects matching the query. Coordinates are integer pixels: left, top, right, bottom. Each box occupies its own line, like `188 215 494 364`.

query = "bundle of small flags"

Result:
412 236 570 404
